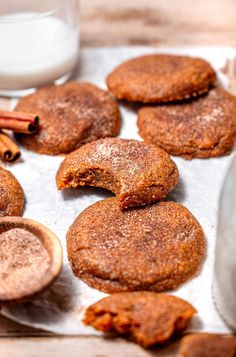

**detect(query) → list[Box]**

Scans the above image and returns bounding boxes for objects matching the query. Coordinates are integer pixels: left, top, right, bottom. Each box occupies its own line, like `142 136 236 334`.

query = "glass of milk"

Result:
0 0 79 96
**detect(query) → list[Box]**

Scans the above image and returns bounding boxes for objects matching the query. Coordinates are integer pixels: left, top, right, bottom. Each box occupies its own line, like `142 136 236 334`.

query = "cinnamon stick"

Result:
0 110 39 134
0 132 21 162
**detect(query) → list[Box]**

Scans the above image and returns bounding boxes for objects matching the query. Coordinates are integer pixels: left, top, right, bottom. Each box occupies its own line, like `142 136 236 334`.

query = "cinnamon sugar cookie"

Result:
0 166 24 217
84 292 196 348
138 88 236 159
15 82 121 155
107 54 216 103
67 198 205 293
56 138 179 209
180 333 236 357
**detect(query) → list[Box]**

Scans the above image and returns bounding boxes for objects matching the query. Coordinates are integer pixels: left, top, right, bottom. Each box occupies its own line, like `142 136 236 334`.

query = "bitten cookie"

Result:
56 138 179 209
67 198 205 293
15 81 121 155
138 87 236 159
84 292 196 348
180 333 236 357
107 54 216 103
0 166 24 217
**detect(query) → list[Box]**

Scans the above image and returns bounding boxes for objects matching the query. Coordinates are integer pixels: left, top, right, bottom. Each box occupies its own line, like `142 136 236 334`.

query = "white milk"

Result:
0 13 79 90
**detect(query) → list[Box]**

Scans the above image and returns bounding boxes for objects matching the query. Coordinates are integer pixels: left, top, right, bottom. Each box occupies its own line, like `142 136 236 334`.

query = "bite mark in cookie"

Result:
56 138 179 209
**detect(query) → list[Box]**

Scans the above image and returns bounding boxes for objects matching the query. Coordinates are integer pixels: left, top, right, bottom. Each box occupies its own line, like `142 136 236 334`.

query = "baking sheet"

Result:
1 46 236 335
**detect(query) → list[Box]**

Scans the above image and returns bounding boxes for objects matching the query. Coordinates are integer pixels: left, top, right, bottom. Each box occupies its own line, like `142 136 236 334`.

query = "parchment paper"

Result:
1 46 236 335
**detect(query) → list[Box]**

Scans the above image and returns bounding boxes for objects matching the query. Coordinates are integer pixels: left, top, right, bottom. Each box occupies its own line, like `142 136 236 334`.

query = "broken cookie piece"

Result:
83 292 196 348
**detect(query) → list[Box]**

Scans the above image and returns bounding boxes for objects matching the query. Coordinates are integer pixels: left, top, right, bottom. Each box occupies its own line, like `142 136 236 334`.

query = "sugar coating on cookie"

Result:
67 198 205 293
138 87 236 159
180 333 236 357
15 81 121 155
84 292 196 348
107 54 216 103
0 167 24 217
56 138 179 209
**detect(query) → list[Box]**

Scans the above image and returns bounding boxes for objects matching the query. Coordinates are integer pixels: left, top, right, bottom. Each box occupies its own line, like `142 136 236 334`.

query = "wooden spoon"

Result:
0 217 62 303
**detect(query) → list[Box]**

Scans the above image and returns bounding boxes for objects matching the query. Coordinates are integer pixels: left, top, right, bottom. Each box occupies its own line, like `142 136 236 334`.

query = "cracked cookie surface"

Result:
107 54 216 103
15 81 121 155
138 87 236 159
67 198 205 293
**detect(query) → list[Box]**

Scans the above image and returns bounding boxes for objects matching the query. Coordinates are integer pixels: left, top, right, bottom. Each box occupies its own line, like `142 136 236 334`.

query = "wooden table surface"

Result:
1 0 236 356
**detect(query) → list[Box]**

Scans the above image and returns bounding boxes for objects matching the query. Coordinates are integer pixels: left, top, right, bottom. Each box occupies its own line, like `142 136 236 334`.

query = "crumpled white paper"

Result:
1 46 236 335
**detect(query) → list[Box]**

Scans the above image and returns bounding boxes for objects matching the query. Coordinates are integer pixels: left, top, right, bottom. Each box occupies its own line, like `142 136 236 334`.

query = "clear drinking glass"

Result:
213 153 236 330
0 0 79 96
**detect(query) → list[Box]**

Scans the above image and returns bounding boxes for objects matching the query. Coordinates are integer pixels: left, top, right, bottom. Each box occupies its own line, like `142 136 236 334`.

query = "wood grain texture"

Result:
0 336 179 357
0 0 235 354
80 0 236 46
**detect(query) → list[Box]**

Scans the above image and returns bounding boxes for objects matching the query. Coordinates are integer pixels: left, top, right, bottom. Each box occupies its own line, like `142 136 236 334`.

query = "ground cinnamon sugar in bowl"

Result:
0 217 62 302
